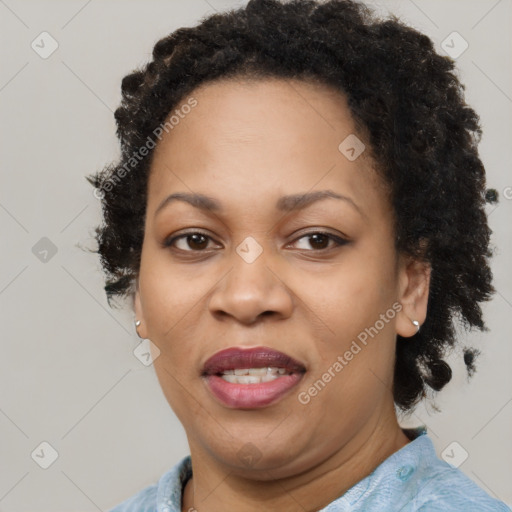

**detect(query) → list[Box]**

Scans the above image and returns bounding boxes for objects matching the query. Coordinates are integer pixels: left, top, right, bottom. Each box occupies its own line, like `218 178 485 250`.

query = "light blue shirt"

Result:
108 427 510 511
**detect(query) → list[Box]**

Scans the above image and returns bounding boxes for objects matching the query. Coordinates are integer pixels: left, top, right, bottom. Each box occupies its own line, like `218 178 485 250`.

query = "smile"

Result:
220 367 290 384
202 346 306 408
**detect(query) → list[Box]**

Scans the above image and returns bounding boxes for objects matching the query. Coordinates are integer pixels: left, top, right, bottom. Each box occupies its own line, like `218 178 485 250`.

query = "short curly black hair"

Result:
88 0 498 412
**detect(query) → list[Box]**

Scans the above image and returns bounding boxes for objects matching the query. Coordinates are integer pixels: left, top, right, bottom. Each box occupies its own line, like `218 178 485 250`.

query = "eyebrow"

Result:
155 189 364 217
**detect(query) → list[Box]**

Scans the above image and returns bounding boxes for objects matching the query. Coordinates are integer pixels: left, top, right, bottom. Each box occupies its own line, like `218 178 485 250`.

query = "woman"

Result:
89 0 509 510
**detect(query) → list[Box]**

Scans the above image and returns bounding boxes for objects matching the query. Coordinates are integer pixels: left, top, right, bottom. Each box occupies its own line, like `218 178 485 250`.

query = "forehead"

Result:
159 77 358 153
147 77 389 219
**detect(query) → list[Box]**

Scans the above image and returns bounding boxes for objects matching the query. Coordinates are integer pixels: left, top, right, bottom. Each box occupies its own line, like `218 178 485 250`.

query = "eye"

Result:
289 231 349 251
163 231 219 252
163 230 349 254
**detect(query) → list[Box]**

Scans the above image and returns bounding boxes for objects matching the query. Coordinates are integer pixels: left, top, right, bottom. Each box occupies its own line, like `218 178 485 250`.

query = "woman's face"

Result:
135 78 425 478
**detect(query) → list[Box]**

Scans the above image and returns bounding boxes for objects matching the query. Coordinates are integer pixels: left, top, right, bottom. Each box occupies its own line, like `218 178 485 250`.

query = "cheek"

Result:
138 246 209 335
294 245 399 402
137 249 215 400
297 253 397 345
138 256 206 418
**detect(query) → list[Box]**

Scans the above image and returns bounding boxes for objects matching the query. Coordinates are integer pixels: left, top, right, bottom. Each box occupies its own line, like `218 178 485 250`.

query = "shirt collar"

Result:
322 425 429 509
155 426 429 511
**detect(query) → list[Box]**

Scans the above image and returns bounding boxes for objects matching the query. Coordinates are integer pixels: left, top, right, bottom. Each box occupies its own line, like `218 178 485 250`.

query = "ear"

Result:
133 278 149 339
396 254 431 338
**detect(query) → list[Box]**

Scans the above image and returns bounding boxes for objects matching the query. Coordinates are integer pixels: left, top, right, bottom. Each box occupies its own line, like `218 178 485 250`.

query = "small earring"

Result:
412 319 420 332
134 320 143 339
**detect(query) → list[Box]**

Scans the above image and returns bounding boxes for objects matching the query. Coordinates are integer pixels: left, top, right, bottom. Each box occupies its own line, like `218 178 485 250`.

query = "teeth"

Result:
219 367 290 384
231 367 284 376
244 367 268 376
221 374 281 384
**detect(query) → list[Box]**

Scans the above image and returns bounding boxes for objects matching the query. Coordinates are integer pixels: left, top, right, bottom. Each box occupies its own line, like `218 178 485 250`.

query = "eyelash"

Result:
163 230 349 254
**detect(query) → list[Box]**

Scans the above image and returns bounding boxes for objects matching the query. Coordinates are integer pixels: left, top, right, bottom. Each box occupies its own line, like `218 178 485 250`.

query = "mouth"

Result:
201 346 306 409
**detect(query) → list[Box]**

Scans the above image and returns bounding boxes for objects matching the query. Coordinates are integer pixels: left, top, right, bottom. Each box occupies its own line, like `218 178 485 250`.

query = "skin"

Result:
134 77 430 512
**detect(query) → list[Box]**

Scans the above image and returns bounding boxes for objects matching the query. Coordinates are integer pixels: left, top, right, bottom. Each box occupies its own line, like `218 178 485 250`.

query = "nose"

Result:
208 246 294 325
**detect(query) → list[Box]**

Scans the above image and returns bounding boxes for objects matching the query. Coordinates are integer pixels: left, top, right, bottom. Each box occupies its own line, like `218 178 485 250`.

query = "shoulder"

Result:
107 455 192 512
413 460 510 511
325 430 509 512
395 433 509 511
107 482 157 512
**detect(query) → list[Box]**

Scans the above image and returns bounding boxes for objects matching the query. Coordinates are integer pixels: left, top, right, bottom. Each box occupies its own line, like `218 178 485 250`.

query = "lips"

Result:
202 346 306 409
202 346 306 375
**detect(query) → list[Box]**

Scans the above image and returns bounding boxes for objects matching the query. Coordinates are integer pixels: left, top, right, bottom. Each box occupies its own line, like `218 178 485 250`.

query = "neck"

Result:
182 415 411 512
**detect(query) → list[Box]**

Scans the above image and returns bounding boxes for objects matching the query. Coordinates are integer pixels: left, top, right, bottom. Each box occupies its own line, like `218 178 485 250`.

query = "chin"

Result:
203 433 307 477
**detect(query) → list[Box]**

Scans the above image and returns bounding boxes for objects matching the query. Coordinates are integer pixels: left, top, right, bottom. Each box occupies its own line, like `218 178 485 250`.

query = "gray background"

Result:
1 0 511 510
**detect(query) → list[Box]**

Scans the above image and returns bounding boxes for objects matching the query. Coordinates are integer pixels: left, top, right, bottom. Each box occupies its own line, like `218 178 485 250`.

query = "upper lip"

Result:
202 346 307 376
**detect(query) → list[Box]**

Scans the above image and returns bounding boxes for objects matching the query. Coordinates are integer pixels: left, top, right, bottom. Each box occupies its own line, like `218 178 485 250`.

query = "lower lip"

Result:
204 373 304 408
